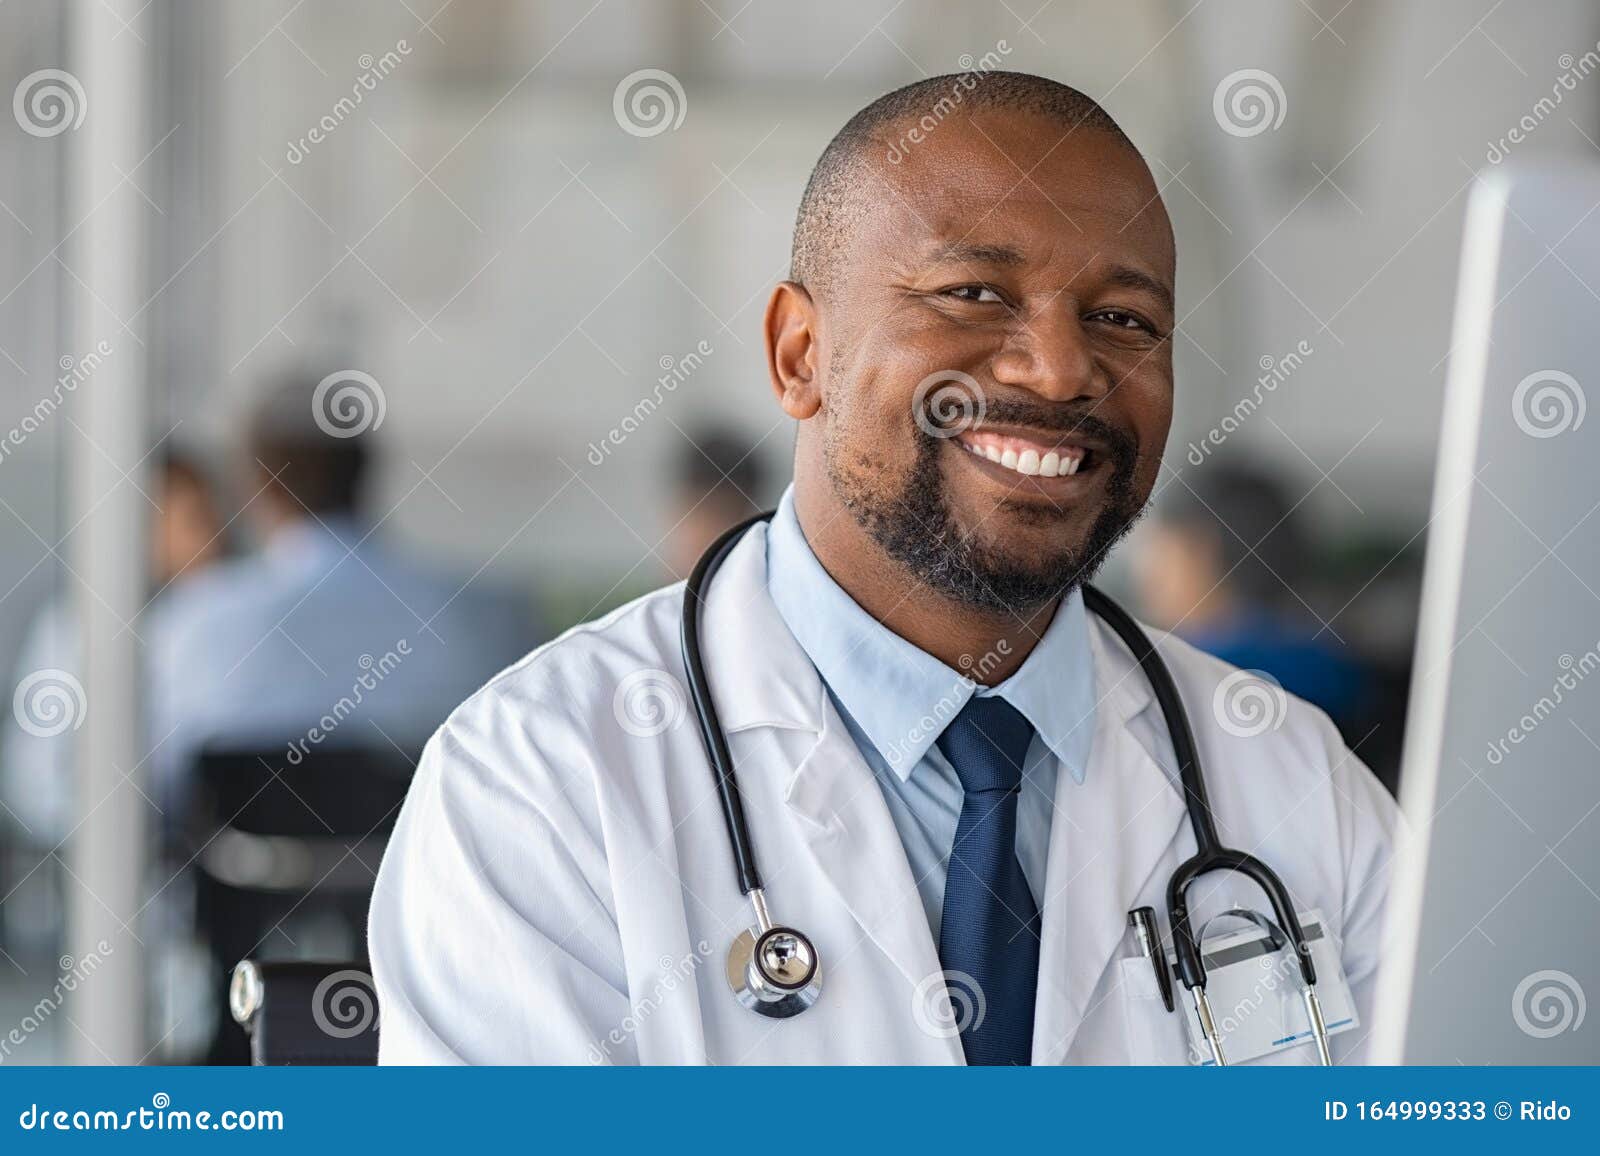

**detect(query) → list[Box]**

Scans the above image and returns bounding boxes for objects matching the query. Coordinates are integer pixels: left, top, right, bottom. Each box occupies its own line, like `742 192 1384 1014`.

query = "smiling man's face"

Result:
778 107 1176 615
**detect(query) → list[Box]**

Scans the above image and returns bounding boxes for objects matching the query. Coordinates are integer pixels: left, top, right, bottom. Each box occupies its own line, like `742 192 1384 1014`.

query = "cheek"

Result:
822 370 900 486
1121 373 1174 480
826 348 927 465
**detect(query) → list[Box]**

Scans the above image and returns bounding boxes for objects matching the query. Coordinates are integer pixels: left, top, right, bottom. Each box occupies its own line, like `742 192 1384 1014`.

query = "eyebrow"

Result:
1102 264 1175 314
925 244 1175 313
925 241 1027 266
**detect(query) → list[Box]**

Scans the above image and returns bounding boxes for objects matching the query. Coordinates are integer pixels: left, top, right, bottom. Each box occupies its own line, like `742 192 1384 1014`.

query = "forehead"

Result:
854 109 1174 277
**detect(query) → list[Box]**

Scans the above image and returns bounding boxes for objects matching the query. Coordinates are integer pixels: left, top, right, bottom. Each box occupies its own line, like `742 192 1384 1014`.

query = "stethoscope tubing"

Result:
680 511 1319 1005
1080 584 1318 993
680 513 767 897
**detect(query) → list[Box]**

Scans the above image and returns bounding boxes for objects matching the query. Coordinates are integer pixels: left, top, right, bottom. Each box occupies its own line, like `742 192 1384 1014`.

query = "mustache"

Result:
924 395 1141 474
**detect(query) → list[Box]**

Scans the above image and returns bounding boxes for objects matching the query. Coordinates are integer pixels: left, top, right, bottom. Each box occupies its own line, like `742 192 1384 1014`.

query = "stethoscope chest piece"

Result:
688 515 1318 1038
726 924 822 1019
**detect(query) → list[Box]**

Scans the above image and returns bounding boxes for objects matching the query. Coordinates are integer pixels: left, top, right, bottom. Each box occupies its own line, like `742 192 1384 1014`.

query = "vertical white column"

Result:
65 0 149 1064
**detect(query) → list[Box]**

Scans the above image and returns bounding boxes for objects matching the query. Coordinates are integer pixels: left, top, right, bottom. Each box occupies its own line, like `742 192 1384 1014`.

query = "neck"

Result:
794 487 1055 686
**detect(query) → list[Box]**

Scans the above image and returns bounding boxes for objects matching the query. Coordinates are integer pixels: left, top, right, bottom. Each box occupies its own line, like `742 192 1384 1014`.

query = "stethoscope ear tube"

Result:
1167 848 1319 991
686 515 1321 1039
1081 586 1318 995
680 511 777 897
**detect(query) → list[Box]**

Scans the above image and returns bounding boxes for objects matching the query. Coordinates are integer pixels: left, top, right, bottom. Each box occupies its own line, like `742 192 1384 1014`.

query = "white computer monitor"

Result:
1373 160 1600 1063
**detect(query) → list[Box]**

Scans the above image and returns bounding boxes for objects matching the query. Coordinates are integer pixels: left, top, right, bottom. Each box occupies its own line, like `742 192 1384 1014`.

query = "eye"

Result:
1089 308 1158 335
941 284 1005 305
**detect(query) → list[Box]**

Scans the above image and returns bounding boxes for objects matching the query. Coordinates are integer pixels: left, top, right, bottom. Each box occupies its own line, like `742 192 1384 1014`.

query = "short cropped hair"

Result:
248 373 372 516
674 425 770 506
790 71 1138 297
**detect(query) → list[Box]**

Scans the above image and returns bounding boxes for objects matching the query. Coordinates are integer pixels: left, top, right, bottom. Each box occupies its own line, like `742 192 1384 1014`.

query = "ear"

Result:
764 280 821 421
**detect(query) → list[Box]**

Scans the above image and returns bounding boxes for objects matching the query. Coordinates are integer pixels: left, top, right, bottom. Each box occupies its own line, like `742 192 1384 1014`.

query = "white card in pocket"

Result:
1174 908 1357 1066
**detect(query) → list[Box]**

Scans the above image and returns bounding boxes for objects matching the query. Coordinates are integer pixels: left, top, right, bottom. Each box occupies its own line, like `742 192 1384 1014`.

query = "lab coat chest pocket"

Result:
1115 958 1326 1066
1116 957 1190 1064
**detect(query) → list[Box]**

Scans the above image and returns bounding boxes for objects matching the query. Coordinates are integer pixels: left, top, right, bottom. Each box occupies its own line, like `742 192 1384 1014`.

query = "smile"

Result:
952 428 1091 478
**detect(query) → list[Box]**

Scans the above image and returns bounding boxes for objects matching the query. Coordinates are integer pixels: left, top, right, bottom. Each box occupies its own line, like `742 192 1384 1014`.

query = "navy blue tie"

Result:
936 695 1041 1066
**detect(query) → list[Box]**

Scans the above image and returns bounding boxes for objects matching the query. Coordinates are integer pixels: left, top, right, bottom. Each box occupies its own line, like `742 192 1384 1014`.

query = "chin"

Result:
954 490 1103 546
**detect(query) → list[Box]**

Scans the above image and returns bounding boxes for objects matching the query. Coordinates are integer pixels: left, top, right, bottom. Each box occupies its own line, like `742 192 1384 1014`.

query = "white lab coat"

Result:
369 522 1398 1065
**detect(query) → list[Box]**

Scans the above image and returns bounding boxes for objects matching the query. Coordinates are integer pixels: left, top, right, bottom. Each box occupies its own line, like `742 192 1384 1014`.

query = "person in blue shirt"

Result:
146 373 541 805
1130 463 1368 732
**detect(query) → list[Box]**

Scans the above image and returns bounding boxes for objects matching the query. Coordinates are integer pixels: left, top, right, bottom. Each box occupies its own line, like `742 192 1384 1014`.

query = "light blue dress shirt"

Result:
765 487 1098 940
146 516 539 797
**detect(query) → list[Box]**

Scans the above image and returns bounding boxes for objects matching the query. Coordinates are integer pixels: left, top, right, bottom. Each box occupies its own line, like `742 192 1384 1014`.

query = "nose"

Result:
989 304 1106 403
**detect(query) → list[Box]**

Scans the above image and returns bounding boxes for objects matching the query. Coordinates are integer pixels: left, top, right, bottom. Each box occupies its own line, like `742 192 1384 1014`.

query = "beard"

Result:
826 397 1149 615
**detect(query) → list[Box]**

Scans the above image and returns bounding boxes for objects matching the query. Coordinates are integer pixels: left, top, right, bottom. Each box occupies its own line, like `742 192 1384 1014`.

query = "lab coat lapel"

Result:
1032 620 1188 1064
697 521 957 1062
783 702 962 1062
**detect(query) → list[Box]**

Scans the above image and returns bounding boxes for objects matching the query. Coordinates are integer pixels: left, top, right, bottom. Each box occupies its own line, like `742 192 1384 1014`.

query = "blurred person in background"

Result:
145 372 541 808
663 425 773 578
3 451 224 843
2 452 224 951
1130 462 1367 738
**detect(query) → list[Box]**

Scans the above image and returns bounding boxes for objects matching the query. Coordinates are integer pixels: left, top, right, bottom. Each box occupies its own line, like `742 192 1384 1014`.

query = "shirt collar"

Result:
264 515 365 565
765 486 1097 785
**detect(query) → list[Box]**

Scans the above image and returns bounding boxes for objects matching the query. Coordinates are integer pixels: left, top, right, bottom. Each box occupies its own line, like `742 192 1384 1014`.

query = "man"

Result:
371 73 1397 1065
662 425 772 579
146 375 539 803
4 452 224 846
1131 464 1370 738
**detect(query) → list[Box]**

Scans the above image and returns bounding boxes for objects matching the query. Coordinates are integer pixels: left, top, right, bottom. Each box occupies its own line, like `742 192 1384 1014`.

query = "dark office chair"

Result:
230 959 380 1065
181 747 414 1063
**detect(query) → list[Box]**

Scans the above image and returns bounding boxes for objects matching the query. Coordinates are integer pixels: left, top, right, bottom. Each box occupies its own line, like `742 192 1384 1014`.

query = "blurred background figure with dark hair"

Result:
1131 463 1369 740
2 451 225 951
145 372 542 803
4 450 225 839
142 373 546 1061
153 453 227 590
664 426 775 579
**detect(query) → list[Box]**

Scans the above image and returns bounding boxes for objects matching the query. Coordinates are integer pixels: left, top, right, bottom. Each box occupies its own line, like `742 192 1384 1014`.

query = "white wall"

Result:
12 0 1600 605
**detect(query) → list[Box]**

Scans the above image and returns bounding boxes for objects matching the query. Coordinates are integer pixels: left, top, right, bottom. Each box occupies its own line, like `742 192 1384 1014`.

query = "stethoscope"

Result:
680 511 1334 1065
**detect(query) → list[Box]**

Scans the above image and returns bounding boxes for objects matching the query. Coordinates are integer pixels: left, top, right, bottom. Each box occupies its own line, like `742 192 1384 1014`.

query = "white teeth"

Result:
961 437 1088 478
